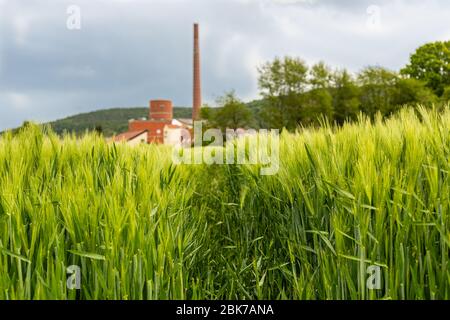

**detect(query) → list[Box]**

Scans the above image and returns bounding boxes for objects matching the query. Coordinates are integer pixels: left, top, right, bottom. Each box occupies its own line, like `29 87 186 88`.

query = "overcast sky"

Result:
0 0 449 130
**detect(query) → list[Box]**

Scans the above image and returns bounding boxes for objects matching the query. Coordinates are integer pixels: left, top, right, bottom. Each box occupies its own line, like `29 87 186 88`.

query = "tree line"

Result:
202 40 450 131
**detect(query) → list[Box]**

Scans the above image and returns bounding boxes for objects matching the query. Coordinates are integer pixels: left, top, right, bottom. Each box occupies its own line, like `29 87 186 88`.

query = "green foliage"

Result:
244 99 270 128
392 78 437 108
401 41 450 96
442 86 450 103
201 91 255 131
257 56 440 129
257 58 336 129
331 69 361 124
256 45 447 129
300 88 333 125
258 56 309 129
358 66 398 117
309 61 332 89
258 56 309 96
1 107 450 299
357 66 437 118
200 105 213 122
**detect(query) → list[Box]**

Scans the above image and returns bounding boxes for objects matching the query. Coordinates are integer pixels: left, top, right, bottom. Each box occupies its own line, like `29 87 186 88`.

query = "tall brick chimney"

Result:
192 23 201 121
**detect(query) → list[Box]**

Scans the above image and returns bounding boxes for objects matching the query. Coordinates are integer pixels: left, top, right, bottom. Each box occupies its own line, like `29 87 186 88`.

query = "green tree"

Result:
358 66 398 117
331 69 361 124
441 86 450 104
204 92 255 131
258 56 309 129
299 61 334 125
310 61 332 89
401 41 450 96
301 88 333 125
200 104 213 122
392 78 437 108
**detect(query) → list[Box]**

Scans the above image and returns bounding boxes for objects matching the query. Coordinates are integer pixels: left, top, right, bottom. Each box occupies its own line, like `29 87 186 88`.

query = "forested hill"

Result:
1 100 265 137
47 107 194 137
43 101 265 137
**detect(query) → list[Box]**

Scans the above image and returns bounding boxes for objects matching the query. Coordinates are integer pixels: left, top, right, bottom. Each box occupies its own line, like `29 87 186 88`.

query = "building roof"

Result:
176 118 194 126
113 130 148 142
165 124 185 129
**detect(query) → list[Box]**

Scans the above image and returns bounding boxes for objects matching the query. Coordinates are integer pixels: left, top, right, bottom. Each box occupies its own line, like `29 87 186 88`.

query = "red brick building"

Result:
113 99 193 146
113 23 201 146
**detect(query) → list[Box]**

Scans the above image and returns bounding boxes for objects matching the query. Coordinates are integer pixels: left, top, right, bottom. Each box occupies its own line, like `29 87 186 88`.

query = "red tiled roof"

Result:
113 130 147 142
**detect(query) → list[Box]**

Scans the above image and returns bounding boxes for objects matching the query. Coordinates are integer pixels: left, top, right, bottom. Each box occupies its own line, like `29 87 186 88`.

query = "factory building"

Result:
113 23 202 147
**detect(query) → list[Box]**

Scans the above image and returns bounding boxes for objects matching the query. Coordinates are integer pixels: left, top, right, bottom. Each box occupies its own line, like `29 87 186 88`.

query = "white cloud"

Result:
4 92 30 110
11 15 32 46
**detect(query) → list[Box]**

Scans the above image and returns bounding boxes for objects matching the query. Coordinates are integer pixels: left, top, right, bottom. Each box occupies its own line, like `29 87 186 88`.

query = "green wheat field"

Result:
0 106 449 300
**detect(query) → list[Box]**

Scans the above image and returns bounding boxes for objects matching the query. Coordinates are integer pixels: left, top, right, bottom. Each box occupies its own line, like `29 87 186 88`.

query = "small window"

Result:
156 129 162 135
